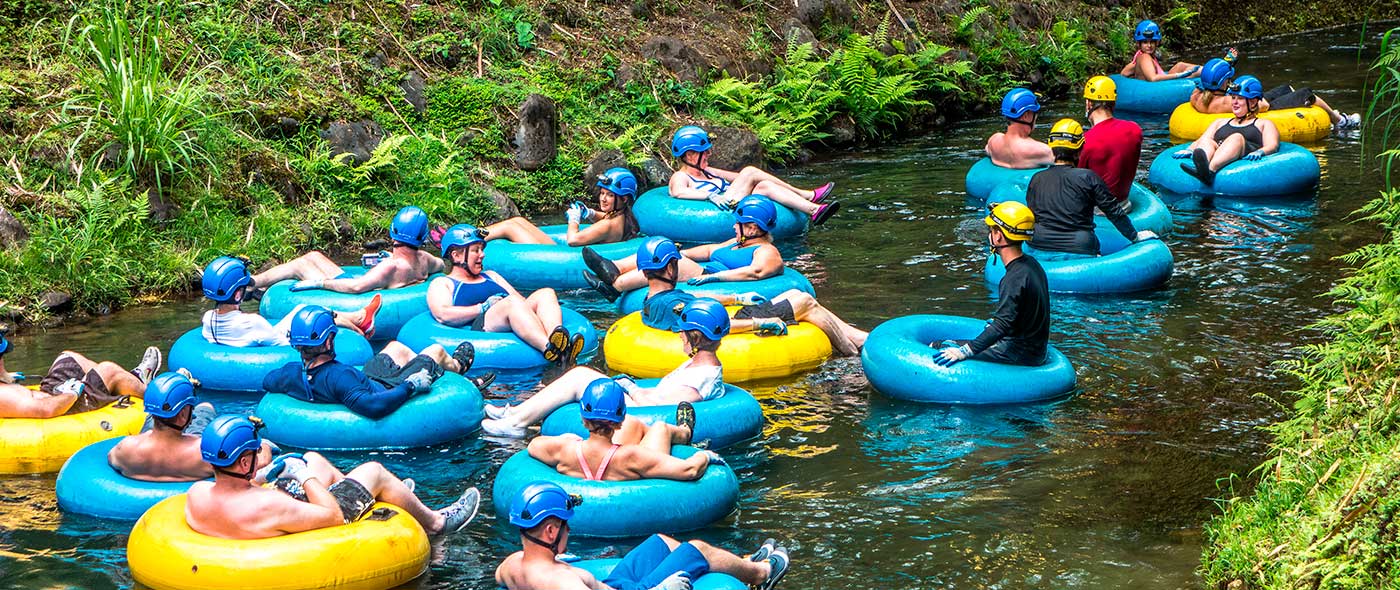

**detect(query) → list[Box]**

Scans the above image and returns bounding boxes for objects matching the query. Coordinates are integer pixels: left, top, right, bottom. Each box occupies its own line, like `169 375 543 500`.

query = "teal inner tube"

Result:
56 438 201 520
395 308 598 371
483 224 650 291
168 327 373 393
256 372 484 450
632 187 808 244
860 314 1076 404
986 181 1175 253
568 558 745 590
491 445 739 538
964 158 1044 202
539 382 763 451
984 230 1174 294
616 267 815 315
1147 142 1321 198
1108 74 1196 113
258 266 440 341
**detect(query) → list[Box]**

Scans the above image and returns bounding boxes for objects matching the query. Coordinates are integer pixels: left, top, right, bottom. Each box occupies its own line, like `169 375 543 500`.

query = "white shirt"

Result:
201 308 291 347
657 359 725 401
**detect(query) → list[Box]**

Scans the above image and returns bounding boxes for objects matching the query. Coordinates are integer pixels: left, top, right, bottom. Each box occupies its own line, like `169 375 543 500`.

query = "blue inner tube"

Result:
1147 142 1321 198
964 158 1044 202
56 438 200 520
539 382 763 451
491 445 739 538
616 267 815 315
258 266 439 341
569 558 745 590
1108 74 1197 113
860 314 1076 404
255 372 484 450
395 308 598 371
987 181 1175 253
632 187 808 244
483 225 650 291
168 328 373 393
984 229 1174 294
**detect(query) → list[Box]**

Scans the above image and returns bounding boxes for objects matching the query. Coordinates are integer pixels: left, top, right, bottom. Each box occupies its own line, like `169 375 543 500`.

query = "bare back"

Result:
379 250 446 288
496 552 601 590
185 479 340 539
108 431 212 482
985 131 1053 169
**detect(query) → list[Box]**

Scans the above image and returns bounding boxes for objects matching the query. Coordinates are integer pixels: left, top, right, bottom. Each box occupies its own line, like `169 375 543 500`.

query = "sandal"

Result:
675 401 696 445
542 326 570 363
451 341 475 373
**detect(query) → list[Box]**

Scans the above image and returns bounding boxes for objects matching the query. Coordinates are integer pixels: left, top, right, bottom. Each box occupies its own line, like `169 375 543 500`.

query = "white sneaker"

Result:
54 378 85 396
1337 112 1361 130
480 417 527 438
133 346 162 384
484 403 510 420
438 487 481 533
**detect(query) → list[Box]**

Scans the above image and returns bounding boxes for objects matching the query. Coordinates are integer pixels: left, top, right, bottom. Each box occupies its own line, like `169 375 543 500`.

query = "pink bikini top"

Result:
576 443 621 481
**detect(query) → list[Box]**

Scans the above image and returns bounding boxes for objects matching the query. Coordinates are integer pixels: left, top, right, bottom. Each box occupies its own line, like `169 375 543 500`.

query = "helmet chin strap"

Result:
521 523 565 554
1009 117 1033 130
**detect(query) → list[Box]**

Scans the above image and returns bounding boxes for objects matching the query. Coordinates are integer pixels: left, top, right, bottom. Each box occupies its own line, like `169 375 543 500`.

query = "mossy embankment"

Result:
0 0 1394 324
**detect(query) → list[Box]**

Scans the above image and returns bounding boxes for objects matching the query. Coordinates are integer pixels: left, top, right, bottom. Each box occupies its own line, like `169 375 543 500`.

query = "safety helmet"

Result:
200 415 262 467
202 256 253 303
440 224 488 258
595 168 638 198
145 372 198 419
733 195 778 233
509 481 579 528
1227 75 1263 100
1083 75 1117 102
678 298 730 341
636 237 682 272
1198 58 1235 92
1134 19 1162 42
1047 119 1086 150
580 378 627 423
985 201 1035 241
670 125 713 158
0 332 10 356
389 206 430 247
288 305 338 347
1000 88 1042 120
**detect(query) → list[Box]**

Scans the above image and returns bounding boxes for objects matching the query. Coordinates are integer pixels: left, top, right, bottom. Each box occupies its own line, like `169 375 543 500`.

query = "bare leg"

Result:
490 297 550 352
252 251 343 286
344 462 447 533
1310 95 1344 124
496 366 607 427
300 451 348 485
412 344 466 373
687 539 771 585
613 254 639 274
637 420 688 453
484 218 554 245
526 289 564 332
613 258 703 292
1208 134 1247 171
0 384 76 418
94 362 145 397
1168 61 1198 75
781 290 867 356
380 341 419 365
749 178 819 215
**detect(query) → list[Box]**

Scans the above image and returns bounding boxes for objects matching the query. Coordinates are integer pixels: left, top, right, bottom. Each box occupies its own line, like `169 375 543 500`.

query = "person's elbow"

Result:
336 282 373 295
564 234 591 247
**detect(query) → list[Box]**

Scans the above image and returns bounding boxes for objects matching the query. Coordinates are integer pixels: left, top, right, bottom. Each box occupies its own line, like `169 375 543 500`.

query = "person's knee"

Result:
739 166 763 178
421 344 446 358
683 539 711 553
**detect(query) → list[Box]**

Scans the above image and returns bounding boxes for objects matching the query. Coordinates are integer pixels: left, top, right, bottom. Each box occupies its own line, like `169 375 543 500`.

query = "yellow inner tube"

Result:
0 396 145 474
1168 102 1331 143
604 309 832 382
128 495 430 590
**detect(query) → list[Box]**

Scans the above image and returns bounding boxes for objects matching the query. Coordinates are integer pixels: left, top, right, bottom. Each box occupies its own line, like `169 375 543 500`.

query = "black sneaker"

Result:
582 247 620 285
759 547 790 590
562 333 586 367
749 538 777 563
583 271 621 302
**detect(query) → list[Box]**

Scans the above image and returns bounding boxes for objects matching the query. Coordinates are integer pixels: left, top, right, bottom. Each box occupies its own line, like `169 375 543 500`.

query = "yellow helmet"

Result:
985 201 1035 241
1047 118 1085 150
1084 75 1117 102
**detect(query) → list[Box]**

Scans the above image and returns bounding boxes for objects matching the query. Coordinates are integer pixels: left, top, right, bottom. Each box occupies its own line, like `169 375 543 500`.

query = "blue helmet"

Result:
1134 19 1161 42
202 256 253 303
145 372 198 419
670 125 712 158
1000 88 1041 119
440 224 488 258
288 305 337 347
1198 58 1235 91
596 167 639 198
389 206 430 247
679 298 730 340
1228 75 1263 99
580 378 627 423
636 237 682 272
509 481 578 528
734 195 778 233
200 415 262 467
0 332 9 356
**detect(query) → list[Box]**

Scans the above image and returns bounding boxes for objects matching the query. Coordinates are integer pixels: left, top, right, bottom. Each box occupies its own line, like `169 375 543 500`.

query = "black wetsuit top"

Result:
1212 119 1264 154
969 255 1050 365
1025 164 1136 256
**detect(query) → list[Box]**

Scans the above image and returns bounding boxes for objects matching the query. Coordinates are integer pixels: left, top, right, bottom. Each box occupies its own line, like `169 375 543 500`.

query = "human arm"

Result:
630 446 710 481
526 435 570 467
688 245 783 284
262 363 313 398
309 262 396 294
680 240 728 262
265 477 346 534
1258 120 1281 156
1087 174 1138 242
336 370 414 419
668 172 715 201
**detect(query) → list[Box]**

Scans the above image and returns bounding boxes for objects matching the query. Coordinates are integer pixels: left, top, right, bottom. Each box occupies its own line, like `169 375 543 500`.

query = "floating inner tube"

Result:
1147 142 1321 199
616 268 816 315
1109 74 1196 113
632 187 808 244
1167 102 1331 143
396 307 599 371
540 380 764 450
964 158 1044 202
569 558 746 590
986 180 1175 253
0 397 146 475
256 372 484 450
259 266 439 341
483 224 650 291
56 437 202 520
168 328 373 392
984 227 1174 294
603 310 831 383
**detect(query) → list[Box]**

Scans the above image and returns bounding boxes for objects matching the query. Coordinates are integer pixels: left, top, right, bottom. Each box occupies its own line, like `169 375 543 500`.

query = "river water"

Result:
0 24 1387 590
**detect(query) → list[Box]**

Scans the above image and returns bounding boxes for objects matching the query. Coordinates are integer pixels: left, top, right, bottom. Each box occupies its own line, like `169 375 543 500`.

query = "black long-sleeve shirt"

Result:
1026 164 1136 255
262 360 413 420
970 255 1050 364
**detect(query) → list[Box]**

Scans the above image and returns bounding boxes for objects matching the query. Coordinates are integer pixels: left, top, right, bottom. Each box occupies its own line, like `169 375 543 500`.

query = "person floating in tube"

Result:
984 88 1054 170
461 167 642 247
667 125 839 226
254 205 446 295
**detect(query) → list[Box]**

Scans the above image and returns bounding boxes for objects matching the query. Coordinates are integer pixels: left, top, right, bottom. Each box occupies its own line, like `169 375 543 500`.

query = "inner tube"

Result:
986 181 1175 253
616 268 816 315
1108 74 1196 113
985 230 1174 294
56 437 202 520
128 495 429 590
0 397 146 475
483 224 650 291
964 158 1044 202
168 328 374 393
1168 102 1331 143
395 308 599 371
569 558 745 590
861 314 1076 404
258 266 440 341
1147 142 1321 198
633 187 808 244
604 310 831 383
540 380 764 451
491 445 739 538
256 372 484 450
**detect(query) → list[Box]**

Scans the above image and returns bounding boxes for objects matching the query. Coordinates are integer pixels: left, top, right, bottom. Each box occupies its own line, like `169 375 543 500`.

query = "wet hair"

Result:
601 191 642 241
1051 146 1081 164
584 418 619 436
684 330 721 354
